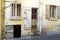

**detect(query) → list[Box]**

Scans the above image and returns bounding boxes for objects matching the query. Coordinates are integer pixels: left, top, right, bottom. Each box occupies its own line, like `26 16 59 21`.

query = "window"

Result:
50 5 56 18
46 5 57 20
12 4 21 17
32 8 37 19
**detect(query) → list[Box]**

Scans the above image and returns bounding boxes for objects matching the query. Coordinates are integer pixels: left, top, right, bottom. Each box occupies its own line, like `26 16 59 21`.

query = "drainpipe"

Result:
37 0 42 33
39 0 42 33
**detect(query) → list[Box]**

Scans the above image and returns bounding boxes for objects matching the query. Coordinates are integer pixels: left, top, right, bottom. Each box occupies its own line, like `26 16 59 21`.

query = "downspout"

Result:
37 0 42 33
39 0 42 33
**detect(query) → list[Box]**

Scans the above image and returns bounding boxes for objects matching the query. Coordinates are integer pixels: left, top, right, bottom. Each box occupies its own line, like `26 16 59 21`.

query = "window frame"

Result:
32 8 37 19
46 5 57 20
50 5 56 18
11 4 21 19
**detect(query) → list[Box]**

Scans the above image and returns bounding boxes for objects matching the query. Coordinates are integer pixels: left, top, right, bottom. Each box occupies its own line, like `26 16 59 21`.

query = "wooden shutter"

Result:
57 6 60 19
46 5 50 19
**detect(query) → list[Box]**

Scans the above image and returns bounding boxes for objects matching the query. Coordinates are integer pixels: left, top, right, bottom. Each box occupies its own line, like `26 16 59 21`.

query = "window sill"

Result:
10 17 22 19
7 30 13 33
49 18 57 21
24 27 31 30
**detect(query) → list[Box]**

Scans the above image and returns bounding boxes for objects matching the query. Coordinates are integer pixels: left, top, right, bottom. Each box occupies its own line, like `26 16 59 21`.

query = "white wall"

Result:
5 0 40 26
44 0 60 6
5 2 12 19
5 0 40 19
41 0 60 31
22 0 39 8
5 0 42 33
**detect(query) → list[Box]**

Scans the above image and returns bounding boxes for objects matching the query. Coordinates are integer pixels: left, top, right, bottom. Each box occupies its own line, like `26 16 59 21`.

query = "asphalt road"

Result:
32 34 60 40
3 34 60 40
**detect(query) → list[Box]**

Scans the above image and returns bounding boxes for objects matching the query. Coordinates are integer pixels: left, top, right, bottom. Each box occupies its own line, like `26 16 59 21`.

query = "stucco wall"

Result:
4 0 60 35
5 0 39 25
5 0 40 36
41 0 60 32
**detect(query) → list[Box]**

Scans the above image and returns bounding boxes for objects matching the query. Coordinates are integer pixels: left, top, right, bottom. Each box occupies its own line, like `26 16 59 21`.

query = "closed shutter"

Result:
57 6 60 19
46 5 50 19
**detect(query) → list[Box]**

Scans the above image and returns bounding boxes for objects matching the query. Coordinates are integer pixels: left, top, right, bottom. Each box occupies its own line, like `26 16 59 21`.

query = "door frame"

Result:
31 8 38 30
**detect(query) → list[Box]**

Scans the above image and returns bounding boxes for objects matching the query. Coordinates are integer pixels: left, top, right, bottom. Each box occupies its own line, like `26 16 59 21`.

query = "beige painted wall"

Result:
5 0 39 36
4 0 60 35
41 0 60 32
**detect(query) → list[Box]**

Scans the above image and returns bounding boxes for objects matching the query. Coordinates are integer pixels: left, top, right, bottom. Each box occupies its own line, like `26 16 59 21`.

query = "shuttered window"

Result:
46 5 56 20
50 5 56 18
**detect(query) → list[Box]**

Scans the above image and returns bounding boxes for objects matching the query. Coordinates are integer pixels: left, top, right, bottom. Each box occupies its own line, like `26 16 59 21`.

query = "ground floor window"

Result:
46 5 57 20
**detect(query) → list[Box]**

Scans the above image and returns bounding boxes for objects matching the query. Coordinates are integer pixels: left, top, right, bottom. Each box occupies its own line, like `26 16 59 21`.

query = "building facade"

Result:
1 0 60 39
2 0 41 39
42 0 60 32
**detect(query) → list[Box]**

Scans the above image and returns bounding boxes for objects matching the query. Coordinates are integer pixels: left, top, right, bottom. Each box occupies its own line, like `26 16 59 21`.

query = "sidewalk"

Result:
3 34 60 40
2 29 60 40
2 33 41 40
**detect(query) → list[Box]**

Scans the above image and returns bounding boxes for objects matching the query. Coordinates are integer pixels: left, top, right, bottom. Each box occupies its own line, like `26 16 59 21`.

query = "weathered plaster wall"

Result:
5 0 40 36
41 0 60 32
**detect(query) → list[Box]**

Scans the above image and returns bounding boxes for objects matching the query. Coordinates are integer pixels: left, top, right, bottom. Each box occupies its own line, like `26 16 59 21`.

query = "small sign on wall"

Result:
24 8 31 29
